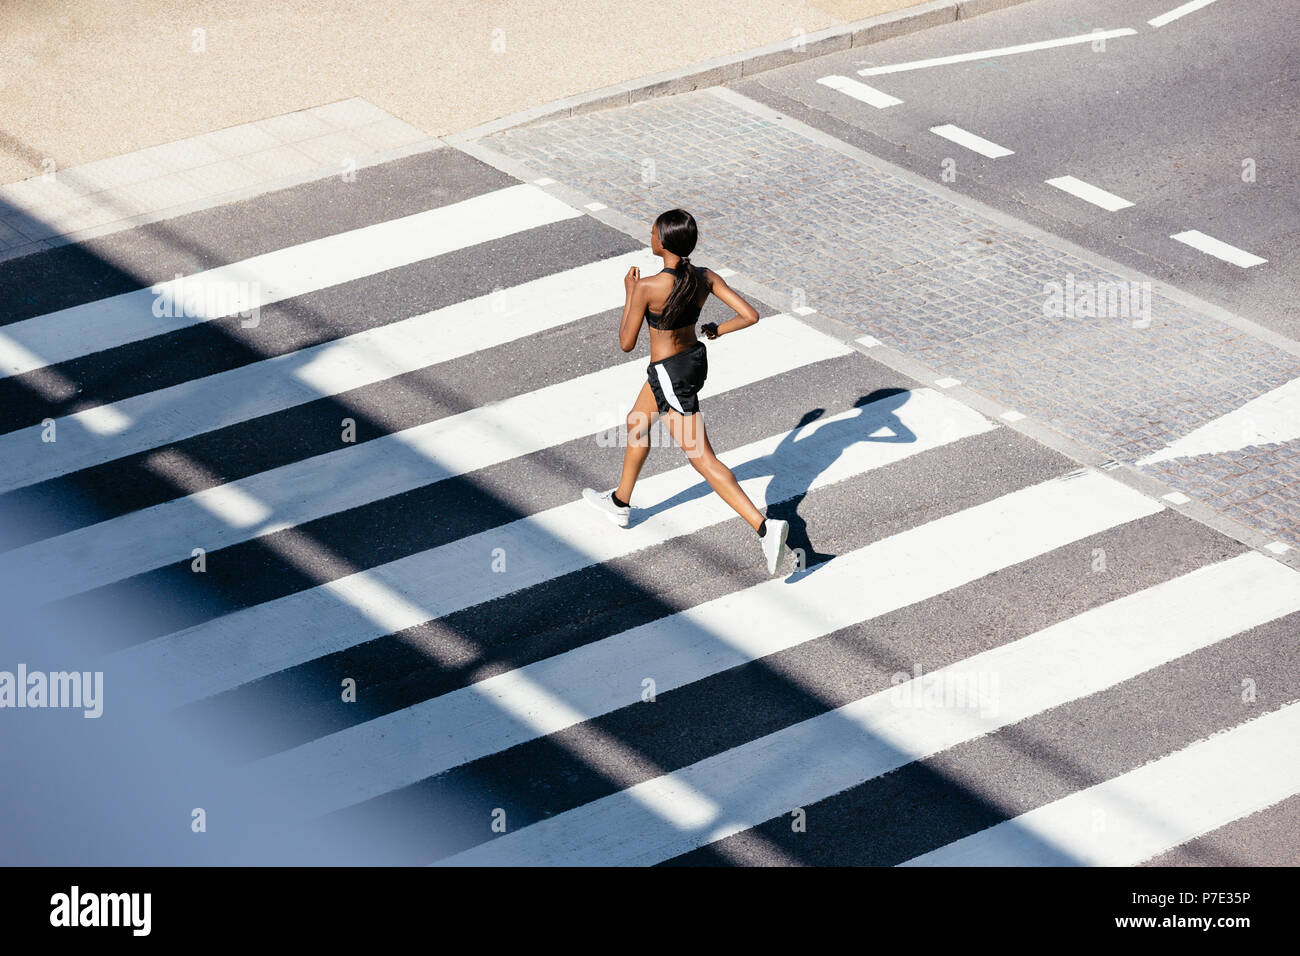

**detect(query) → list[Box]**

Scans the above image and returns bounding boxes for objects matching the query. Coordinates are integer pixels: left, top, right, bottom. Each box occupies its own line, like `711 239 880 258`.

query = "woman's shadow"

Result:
642 387 917 582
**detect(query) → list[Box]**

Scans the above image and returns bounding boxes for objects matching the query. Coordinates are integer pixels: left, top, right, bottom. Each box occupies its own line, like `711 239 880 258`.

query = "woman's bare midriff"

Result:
646 325 700 363
645 279 710 363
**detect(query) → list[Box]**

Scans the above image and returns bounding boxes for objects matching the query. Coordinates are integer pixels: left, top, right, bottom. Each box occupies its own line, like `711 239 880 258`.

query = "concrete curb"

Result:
443 0 1032 144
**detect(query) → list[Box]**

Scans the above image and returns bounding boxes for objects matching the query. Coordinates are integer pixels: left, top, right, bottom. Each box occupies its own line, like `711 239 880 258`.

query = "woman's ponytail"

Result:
654 209 704 327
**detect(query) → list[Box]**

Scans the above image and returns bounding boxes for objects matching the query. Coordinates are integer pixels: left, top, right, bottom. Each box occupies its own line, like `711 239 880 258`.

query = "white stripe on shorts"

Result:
655 363 687 414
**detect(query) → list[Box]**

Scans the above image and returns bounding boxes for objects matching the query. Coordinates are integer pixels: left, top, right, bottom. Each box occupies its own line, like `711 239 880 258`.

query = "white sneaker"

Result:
760 518 789 575
582 487 630 528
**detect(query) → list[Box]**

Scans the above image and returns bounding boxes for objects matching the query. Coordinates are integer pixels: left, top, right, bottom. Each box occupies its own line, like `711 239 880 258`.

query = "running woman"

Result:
582 208 790 575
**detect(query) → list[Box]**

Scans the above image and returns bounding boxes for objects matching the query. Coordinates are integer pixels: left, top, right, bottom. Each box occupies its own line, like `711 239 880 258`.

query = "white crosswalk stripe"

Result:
0 250 661 493
0 182 579 379
7 159 1299 869
0 313 850 605
902 699 1300 866
120 386 996 708
443 552 1300 865
247 469 1161 817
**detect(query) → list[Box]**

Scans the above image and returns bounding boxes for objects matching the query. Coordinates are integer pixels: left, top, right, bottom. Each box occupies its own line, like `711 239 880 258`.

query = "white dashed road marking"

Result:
816 75 902 109
929 125 1014 159
1045 175 1135 212
1171 230 1268 268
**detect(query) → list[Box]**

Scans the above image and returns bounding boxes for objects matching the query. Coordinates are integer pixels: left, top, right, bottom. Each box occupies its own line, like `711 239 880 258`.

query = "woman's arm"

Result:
618 266 647 352
700 268 759 340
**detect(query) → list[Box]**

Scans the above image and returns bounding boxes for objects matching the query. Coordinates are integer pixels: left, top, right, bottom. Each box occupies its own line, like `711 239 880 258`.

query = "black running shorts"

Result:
647 341 707 415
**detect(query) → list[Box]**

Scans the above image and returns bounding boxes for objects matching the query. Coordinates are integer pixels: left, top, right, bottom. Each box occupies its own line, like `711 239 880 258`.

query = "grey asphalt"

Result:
731 0 1300 342
1 99 1296 866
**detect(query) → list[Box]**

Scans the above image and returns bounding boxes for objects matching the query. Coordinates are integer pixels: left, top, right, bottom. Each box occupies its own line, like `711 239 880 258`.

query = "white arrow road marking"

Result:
1136 376 1300 466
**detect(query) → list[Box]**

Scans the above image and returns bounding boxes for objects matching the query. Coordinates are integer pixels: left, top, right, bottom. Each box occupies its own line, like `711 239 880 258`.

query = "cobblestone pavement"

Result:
480 89 1300 550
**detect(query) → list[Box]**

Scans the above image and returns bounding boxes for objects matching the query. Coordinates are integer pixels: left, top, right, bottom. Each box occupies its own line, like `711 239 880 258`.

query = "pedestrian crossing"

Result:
249 469 1162 819
0 183 580 380
3 147 1299 867
0 312 849 605
117 386 996 709
442 551 1300 866
904 700 1300 867
0 250 655 491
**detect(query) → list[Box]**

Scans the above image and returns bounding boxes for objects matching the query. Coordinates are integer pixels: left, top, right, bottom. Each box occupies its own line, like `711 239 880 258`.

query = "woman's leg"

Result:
614 381 660 505
662 410 765 531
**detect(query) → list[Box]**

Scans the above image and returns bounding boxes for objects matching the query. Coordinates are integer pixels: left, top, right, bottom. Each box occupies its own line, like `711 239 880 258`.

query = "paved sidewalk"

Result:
474 88 1300 552
0 99 424 261
0 0 934 185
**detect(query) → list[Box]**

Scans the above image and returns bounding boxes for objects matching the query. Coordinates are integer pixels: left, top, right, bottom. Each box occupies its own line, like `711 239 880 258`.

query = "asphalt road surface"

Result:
735 0 1300 341
2 6 1299 865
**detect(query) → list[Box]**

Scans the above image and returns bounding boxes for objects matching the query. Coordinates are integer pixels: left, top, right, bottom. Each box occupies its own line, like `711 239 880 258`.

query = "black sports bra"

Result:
645 264 708 331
